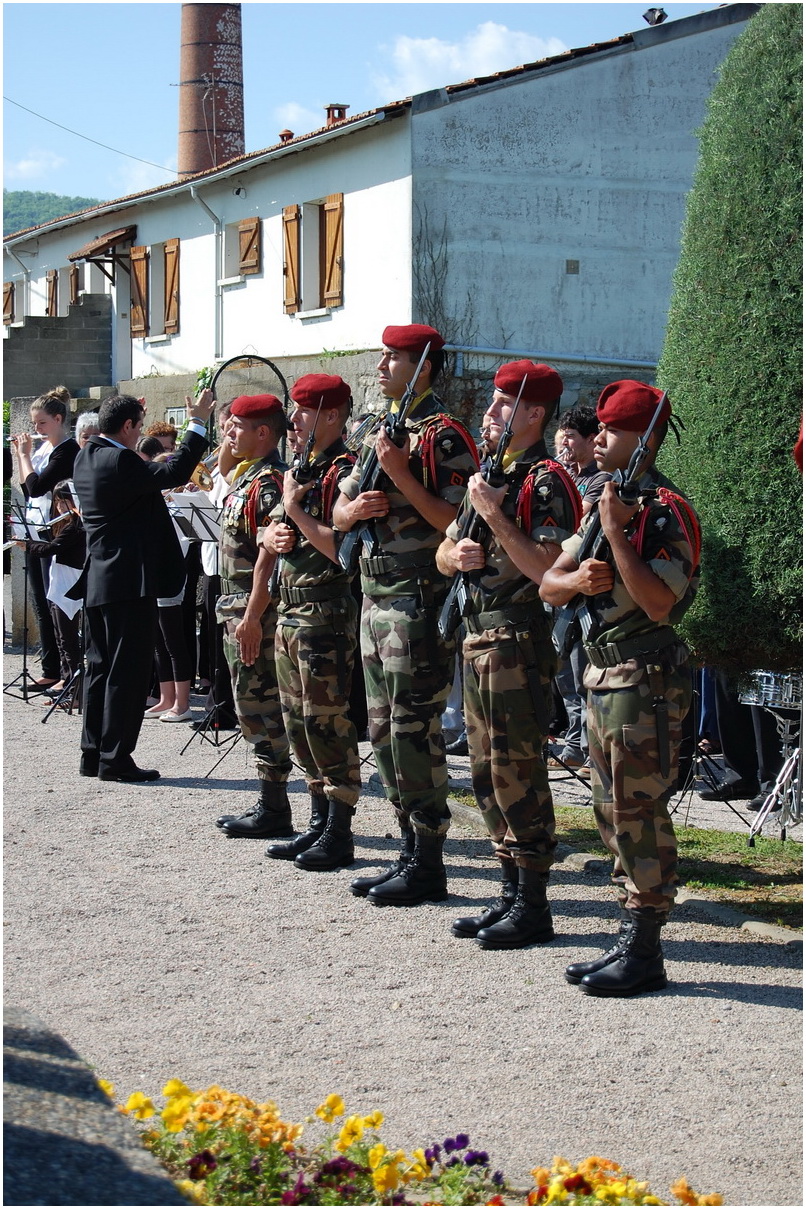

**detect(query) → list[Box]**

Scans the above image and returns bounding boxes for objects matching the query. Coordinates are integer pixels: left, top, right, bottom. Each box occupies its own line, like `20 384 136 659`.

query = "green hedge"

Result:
657 3 803 676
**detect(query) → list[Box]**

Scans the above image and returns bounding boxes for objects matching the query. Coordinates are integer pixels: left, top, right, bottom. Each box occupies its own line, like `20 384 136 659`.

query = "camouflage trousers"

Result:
361 594 454 828
275 602 361 807
587 663 692 914
219 597 291 783
463 624 557 872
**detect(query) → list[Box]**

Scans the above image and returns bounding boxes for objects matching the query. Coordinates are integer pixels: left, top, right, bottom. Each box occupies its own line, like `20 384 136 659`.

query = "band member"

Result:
333 324 478 906
437 361 581 948
541 380 701 996
214 395 292 838
262 374 360 870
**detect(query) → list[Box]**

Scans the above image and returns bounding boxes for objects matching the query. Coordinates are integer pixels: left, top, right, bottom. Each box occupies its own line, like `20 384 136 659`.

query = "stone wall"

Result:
3 294 113 401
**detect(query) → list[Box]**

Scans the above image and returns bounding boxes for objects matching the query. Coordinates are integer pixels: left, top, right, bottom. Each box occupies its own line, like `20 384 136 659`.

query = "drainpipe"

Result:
190 186 223 360
445 344 657 377
6 246 31 319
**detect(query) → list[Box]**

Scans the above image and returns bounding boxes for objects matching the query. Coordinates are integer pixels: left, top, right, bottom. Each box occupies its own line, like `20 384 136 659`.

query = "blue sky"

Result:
4 1 724 203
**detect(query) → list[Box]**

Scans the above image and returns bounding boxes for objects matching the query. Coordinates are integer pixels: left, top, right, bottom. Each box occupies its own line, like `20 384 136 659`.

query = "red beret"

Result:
291 373 351 410
381 324 445 354
596 380 670 431
494 360 563 405
229 394 283 419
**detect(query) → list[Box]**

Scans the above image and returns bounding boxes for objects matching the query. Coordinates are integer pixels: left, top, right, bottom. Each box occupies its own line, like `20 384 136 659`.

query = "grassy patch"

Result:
451 794 803 931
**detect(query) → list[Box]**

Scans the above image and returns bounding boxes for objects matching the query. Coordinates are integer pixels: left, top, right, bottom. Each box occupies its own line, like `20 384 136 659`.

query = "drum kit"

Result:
738 670 802 844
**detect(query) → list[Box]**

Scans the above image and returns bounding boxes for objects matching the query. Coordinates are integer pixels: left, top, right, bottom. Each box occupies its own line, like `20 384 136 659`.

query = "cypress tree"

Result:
657 3 802 677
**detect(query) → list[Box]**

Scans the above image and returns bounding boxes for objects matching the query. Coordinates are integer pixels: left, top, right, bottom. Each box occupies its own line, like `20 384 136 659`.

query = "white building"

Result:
3 3 759 398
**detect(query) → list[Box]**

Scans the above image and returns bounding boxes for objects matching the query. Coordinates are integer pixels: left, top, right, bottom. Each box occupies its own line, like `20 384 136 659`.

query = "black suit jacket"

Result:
72 429 208 607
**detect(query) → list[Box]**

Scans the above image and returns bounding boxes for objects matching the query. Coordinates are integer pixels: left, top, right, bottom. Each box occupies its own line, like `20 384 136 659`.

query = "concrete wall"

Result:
410 7 755 366
3 295 113 400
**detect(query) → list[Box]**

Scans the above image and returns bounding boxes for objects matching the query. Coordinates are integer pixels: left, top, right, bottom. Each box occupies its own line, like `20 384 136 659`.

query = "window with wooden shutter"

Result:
130 245 149 337
283 204 301 313
321 193 344 308
238 216 261 275
3 281 15 325
46 269 58 317
164 238 180 335
69 264 80 306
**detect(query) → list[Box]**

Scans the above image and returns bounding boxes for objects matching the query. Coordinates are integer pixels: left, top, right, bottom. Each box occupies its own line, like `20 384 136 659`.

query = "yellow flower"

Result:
372 1158 401 1195
368 1143 387 1170
642 1199 664 1206
334 1114 364 1152
315 1093 345 1123
531 1166 551 1185
362 1109 384 1129
163 1078 193 1100
175 1178 208 1204
97 1079 114 1100
162 1095 193 1132
123 1092 155 1120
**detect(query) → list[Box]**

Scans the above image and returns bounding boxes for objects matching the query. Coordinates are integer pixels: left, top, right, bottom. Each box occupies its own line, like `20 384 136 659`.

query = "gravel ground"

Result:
3 648 802 1207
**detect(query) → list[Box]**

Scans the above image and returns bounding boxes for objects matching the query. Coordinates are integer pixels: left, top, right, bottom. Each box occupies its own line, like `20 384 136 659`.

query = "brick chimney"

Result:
178 3 245 178
325 104 349 127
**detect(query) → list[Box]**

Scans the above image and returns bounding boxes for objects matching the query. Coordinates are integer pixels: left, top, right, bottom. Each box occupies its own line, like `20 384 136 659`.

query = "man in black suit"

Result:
72 391 214 781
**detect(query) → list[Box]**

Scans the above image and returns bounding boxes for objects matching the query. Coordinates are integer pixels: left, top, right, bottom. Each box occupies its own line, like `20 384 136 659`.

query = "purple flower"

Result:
249 1157 262 1175
321 1156 362 1177
492 1170 505 1186
455 1132 470 1149
446 1156 461 1168
338 1185 357 1198
187 1149 217 1180
443 1137 456 1153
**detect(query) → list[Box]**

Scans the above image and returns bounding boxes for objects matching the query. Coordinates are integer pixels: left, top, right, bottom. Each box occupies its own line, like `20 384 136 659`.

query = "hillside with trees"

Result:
657 2 802 676
4 190 103 236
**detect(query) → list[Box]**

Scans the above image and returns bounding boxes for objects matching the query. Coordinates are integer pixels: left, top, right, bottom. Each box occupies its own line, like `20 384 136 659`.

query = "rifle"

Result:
269 397 324 596
337 342 432 575
551 391 668 658
438 373 529 641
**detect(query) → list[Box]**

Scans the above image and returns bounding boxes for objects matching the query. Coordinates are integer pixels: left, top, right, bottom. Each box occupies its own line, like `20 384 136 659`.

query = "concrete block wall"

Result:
3 294 113 401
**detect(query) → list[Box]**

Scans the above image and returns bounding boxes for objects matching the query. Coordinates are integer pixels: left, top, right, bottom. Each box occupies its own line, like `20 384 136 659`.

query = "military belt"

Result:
360 551 435 577
279 581 350 606
585 627 678 669
464 602 541 635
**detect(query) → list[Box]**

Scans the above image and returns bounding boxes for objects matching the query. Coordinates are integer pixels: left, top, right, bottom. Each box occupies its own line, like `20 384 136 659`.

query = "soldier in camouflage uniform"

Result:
213 394 293 839
333 324 479 906
262 373 360 871
541 380 701 997
437 361 581 949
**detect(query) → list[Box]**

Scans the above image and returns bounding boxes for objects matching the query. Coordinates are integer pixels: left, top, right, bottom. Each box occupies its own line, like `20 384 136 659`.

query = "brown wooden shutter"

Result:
282 204 301 313
321 193 344 308
69 264 80 306
46 269 58 317
130 246 149 337
238 216 261 275
3 282 15 325
164 238 180 334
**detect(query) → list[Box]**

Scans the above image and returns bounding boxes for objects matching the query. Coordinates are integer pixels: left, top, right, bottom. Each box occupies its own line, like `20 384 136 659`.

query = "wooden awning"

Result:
68 225 136 282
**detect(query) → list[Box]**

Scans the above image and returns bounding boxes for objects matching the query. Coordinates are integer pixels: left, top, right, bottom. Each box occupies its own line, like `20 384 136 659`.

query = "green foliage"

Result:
3 189 102 236
657 3 803 674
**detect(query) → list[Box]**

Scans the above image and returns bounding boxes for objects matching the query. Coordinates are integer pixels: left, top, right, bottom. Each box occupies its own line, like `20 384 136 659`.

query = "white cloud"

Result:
272 101 328 138
5 148 67 182
373 21 568 99
113 155 178 198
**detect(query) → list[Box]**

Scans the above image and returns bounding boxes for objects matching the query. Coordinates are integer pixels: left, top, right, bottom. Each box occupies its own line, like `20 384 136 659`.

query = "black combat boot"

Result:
265 792 329 860
368 812 449 907
579 909 668 997
452 859 518 938
295 800 355 871
350 825 415 897
475 866 554 949
565 906 632 984
218 782 294 839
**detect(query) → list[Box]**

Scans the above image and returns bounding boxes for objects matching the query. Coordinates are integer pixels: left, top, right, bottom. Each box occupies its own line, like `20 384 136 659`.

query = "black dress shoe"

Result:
698 780 758 802
79 754 99 778
99 762 160 783
445 734 468 756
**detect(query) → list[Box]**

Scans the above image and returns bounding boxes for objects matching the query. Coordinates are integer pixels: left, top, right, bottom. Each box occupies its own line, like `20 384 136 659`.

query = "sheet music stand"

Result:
3 503 54 702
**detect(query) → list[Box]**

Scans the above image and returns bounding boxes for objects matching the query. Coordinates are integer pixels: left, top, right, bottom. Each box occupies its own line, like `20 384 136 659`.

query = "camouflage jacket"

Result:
219 451 287 599
562 466 700 690
272 438 357 624
447 439 580 620
339 389 477 597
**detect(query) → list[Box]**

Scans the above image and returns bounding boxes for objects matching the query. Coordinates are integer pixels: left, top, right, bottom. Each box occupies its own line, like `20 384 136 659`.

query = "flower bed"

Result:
101 1079 722 1206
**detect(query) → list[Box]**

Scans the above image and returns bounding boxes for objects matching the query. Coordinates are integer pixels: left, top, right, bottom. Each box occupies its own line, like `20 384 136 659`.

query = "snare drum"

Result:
739 670 803 710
